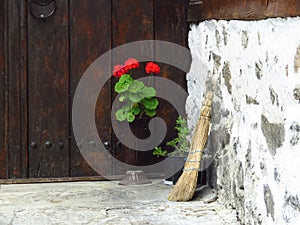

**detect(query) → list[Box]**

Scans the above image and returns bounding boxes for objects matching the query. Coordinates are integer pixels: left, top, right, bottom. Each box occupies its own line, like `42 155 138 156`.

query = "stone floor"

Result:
0 180 239 225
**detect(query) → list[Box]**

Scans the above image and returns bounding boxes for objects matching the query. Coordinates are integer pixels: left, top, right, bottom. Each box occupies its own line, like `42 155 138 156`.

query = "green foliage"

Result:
167 116 190 156
115 74 159 123
153 147 168 157
115 74 133 93
141 98 159 110
153 116 190 157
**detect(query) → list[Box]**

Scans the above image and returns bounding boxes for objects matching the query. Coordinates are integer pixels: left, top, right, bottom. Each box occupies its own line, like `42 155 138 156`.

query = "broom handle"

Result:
185 91 213 170
190 91 212 153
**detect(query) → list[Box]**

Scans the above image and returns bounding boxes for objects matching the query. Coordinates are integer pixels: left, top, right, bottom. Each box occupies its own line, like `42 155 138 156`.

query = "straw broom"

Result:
168 91 213 201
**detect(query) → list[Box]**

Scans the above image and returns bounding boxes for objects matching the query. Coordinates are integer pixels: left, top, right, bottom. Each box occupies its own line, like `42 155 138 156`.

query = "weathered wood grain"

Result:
0 0 6 178
112 0 154 175
27 0 69 178
154 0 189 152
188 0 300 21
69 0 112 177
7 0 28 179
1 0 190 180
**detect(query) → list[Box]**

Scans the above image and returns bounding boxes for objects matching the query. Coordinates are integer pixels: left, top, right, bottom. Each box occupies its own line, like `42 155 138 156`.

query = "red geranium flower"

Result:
124 58 140 71
113 64 127 78
145 62 160 74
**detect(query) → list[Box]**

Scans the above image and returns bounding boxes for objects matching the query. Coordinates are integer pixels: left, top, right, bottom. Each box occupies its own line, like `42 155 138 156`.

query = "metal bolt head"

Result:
30 142 37 150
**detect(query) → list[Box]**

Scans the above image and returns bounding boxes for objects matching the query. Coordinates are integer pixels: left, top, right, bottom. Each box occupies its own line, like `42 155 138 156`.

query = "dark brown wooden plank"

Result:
155 0 207 185
112 0 154 46
27 0 69 178
112 0 154 175
153 0 189 155
0 0 6 178
69 0 112 177
188 0 300 21
7 0 28 179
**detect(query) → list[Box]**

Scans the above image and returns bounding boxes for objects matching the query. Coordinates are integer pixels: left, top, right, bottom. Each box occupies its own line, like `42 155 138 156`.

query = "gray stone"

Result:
0 181 240 225
285 195 300 212
215 30 221 49
222 26 228 46
261 114 285 156
242 31 249 49
274 168 281 183
195 185 218 203
293 85 300 103
289 122 300 146
222 62 232 94
234 162 245 209
255 61 263 80
207 160 218 189
264 185 275 221
246 95 259 105
212 101 221 124
257 32 261 45
212 53 222 71
269 87 279 106
245 141 252 170
284 193 300 222
294 45 300 73
245 203 263 225
222 109 230 117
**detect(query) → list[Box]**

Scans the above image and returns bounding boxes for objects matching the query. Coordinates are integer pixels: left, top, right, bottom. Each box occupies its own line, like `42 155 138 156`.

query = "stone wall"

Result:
186 17 300 225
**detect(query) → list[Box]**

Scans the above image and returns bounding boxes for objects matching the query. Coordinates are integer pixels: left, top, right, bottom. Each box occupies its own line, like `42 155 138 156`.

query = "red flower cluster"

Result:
112 64 127 78
113 58 140 78
124 58 139 71
112 58 161 78
145 62 160 74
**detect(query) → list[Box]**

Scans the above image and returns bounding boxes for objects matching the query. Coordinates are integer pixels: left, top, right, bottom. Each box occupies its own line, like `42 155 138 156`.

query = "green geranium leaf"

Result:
129 93 143 103
142 87 156 97
121 103 131 111
145 109 156 117
115 82 130 93
115 74 133 93
127 112 135 122
128 80 144 93
116 109 128 121
131 105 141 115
119 74 133 83
119 94 127 102
141 97 159 110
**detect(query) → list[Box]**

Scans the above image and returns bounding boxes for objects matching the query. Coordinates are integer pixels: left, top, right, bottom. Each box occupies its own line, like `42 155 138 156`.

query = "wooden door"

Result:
27 0 112 178
27 0 70 178
0 0 189 180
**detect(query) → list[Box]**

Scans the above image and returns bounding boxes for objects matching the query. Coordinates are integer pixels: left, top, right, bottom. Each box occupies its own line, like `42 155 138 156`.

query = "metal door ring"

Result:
30 0 56 19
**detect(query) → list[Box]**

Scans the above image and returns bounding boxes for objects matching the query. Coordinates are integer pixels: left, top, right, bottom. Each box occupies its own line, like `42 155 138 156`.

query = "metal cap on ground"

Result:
119 170 152 185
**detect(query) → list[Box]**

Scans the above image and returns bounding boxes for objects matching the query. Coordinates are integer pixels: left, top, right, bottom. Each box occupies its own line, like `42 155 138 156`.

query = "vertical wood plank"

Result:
112 0 154 46
188 0 300 21
27 0 69 178
0 0 7 178
112 0 154 175
69 0 112 177
7 0 28 178
154 0 189 156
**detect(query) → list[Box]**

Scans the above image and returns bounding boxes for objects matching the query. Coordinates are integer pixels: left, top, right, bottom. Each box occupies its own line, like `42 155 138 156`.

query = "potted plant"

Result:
153 116 190 185
112 58 161 123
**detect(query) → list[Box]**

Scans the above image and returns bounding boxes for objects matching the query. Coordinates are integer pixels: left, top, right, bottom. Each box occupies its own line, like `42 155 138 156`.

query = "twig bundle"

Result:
168 91 213 201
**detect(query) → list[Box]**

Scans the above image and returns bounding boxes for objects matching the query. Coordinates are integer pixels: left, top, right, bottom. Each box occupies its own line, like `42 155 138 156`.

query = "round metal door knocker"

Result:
30 0 56 19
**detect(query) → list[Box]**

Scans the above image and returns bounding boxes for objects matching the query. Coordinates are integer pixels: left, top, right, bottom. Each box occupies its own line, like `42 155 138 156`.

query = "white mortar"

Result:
187 17 300 225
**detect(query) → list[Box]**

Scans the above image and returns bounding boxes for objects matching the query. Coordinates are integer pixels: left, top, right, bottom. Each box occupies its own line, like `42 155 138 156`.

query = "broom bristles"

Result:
168 91 213 202
167 170 199 201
